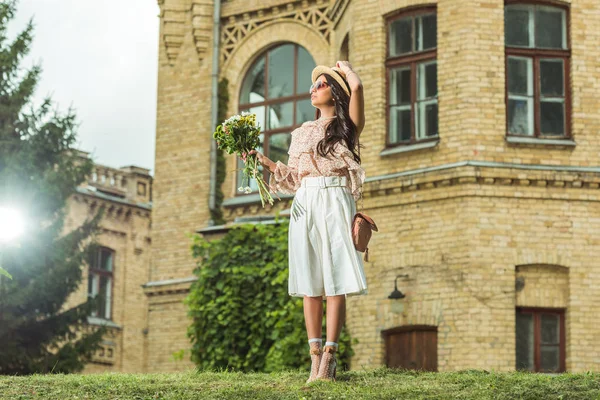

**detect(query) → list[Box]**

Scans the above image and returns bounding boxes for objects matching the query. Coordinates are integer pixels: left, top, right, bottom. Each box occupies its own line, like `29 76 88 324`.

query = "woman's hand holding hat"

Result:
335 61 354 75
336 61 362 90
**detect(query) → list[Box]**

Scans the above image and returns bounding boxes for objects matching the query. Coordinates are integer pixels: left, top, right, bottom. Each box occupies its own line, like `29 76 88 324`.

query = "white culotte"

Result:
288 176 368 298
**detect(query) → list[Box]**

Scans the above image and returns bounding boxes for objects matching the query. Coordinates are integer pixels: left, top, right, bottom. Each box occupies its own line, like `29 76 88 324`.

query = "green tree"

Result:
186 222 355 373
0 0 104 374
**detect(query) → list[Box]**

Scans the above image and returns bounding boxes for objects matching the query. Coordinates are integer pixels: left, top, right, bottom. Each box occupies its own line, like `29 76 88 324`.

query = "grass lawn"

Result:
1 368 599 399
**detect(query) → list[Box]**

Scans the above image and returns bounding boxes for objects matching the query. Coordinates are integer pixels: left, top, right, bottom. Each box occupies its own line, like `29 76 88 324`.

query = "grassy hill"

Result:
1 368 599 399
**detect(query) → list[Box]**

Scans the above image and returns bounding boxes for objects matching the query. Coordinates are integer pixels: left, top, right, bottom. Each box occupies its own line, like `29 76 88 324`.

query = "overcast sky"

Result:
8 0 160 173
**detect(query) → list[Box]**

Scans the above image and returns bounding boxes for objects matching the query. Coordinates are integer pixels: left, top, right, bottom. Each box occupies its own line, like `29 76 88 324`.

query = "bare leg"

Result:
325 294 346 343
303 295 323 339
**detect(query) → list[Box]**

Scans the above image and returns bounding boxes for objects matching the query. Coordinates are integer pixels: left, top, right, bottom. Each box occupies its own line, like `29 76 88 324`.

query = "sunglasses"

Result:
309 80 329 94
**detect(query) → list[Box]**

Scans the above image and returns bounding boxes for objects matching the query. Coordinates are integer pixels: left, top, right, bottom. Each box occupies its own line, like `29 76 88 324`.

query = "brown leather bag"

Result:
352 212 378 262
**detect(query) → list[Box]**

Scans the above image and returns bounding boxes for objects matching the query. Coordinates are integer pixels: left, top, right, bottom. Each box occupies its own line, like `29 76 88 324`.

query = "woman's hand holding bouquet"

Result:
213 112 274 207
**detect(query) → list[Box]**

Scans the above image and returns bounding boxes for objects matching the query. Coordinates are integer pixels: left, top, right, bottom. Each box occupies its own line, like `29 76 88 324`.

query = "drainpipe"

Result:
208 0 221 226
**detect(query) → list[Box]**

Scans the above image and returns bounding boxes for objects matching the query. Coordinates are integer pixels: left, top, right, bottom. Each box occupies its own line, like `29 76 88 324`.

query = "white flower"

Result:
244 186 252 194
238 186 244 192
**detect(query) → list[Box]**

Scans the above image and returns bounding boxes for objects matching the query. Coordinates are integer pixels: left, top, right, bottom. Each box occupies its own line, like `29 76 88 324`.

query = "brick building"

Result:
63 152 153 373
87 0 600 373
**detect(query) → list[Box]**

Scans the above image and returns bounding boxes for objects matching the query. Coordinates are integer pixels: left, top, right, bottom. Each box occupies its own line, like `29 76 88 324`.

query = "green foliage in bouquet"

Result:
186 222 355 372
213 113 274 207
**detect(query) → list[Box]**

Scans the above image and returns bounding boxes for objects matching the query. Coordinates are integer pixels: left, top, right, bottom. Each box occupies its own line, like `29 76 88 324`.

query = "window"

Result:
237 43 316 193
516 308 565 372
137 182 147 196
505 2 570 138
386 8 438 146
88 247 114 320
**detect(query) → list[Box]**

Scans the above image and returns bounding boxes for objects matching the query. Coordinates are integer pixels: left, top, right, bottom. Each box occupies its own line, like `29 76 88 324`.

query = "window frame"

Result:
516 307 566 373
504 0 572 139
236 43 317 195
385 6 438 148
88 246 115 321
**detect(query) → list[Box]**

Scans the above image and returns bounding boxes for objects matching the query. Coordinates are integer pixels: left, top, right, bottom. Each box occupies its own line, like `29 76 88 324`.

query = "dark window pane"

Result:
540 345 560 372
417 14 437 51
267 102 294 129
508 98 533 135
505 6 532 47
389 107 411 143
268 133 292 165
237 157 261 192
296 99 314 124
536 7 566 49
516 312 534 371
88 274 95 298
100 249 113 271
240 55 265 104
540 101 565 136
417 100 437 139
243 106 265 131
267 44 294 99
297 46 316 95
540 59 564 97
390 67 411 105
418 61 437 99
425 102 438 137
99 276 111 319
89 251 98 269
390 17 412 56
340 34 349 61
508 57 532 95
541 314 560 344
236 132 263 191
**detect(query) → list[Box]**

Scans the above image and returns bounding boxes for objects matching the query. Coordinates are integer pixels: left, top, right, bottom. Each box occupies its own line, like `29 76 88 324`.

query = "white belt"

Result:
301 176 347 188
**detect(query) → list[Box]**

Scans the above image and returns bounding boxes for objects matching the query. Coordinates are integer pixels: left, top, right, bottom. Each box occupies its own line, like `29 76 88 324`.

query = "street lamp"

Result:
0 206 25 279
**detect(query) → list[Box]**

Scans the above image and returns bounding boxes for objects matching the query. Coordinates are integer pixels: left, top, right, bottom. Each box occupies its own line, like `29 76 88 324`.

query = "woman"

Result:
252 61 367 383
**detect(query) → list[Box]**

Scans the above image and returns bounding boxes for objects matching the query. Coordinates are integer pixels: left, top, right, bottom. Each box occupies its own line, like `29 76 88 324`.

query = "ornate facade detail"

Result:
157 0 188 66
220 0 333 65
328 0 350 28
192 0 214 63
157 0 351 66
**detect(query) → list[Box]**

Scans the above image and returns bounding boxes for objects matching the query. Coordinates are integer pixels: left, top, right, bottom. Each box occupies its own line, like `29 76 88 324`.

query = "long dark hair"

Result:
315 73 362 164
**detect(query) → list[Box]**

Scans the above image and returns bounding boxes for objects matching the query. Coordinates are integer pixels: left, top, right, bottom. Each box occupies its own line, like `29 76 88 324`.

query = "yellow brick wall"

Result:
152 0 214 282
151 0 600 373
63 192 152 373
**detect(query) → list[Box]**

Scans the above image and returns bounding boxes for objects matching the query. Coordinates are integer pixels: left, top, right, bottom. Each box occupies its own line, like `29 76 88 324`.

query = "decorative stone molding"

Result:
361 161 600 200
328 0 351 28
157 0 188 66
192 0 214 63
142 276 197 297
220 0 333 65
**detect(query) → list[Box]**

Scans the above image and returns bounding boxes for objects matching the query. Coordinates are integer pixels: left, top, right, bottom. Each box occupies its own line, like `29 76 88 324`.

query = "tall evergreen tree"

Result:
0 0 105 374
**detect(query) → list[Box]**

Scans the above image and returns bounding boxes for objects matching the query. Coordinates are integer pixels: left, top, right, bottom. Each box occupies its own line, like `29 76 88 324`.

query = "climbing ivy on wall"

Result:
186 222 356 372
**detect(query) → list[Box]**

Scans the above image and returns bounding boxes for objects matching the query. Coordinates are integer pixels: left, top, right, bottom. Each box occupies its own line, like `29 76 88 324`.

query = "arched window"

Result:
237 43 316 193
505 1 570 138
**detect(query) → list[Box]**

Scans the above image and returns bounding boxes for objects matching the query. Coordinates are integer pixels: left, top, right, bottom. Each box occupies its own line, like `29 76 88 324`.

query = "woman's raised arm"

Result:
337 61 365 137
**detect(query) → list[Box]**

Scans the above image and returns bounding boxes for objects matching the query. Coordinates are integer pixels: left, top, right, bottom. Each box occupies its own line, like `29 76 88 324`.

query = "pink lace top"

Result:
268 116 365 201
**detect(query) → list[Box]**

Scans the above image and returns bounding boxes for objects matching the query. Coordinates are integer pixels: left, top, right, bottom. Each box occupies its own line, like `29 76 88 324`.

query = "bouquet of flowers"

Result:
213 112 274 207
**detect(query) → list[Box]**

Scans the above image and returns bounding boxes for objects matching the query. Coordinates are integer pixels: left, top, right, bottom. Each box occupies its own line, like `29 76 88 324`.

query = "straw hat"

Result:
311 65 351 96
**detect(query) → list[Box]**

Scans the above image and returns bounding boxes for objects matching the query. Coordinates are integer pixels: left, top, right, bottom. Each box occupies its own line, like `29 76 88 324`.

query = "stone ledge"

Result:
223 193 294 207
142 276 198 297
379 140 440 157
87 317 122 330
506 136 576 147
